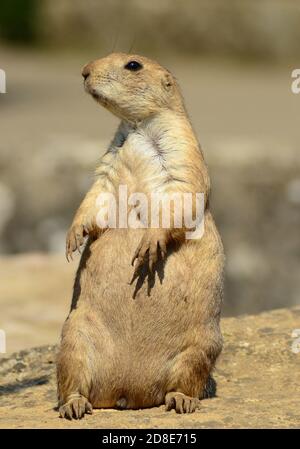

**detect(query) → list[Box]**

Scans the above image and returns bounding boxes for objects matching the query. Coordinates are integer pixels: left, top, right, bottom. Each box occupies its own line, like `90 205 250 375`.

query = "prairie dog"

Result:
57 53 224 419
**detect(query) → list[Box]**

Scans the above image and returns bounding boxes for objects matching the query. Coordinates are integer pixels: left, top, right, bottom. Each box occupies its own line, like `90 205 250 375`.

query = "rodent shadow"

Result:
130 255 165 299
201 375 217 399
70 239 92 311
130 241 182 299
71 239 183 307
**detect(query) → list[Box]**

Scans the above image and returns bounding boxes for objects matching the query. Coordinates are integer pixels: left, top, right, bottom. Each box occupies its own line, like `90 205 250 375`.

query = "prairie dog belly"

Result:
80 213 222 317
71 217 223 407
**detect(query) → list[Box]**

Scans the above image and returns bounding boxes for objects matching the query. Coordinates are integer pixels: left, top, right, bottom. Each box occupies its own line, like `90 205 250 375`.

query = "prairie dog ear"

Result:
162 72 173 91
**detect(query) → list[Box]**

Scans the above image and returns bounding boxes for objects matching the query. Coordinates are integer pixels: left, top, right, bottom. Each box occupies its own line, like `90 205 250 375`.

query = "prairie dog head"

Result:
82 53 184 122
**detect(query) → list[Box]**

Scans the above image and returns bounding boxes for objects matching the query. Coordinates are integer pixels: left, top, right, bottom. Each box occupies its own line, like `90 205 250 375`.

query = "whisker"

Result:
128 34 136 54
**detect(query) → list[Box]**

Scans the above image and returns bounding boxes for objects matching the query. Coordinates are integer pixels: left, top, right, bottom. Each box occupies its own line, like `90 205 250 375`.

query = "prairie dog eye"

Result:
124 60 143 71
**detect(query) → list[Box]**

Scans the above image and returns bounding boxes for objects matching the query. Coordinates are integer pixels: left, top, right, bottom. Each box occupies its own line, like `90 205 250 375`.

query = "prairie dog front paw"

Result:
131 229 168 279
66 221 88 261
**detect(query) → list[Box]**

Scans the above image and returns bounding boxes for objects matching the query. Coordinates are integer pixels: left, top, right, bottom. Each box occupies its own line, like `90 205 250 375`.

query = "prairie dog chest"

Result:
115 128 169 193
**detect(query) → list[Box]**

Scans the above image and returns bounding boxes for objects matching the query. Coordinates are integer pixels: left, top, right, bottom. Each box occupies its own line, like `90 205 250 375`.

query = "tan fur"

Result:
57 53 224 419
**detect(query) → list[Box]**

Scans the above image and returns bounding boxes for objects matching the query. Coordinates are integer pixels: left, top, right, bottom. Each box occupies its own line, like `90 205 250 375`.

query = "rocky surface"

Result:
0 307 299 429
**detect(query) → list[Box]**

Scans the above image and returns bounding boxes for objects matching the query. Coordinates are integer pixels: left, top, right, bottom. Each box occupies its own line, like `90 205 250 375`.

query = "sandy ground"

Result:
0 254 75 353
0 307 299 428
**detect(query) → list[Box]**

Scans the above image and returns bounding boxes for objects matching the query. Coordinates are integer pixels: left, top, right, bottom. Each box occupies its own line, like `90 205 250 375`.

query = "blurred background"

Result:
0 0 300 353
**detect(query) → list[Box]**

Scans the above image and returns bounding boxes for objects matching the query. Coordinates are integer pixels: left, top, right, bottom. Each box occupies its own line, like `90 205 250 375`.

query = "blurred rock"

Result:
0 134 101 253
209 138 300 315
38 0 300 62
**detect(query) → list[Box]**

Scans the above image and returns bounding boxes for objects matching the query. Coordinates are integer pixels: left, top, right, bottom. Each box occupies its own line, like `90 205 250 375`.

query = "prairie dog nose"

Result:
82 64 91 81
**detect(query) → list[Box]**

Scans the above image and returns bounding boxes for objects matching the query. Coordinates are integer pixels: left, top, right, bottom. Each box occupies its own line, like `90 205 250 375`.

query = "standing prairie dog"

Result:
57 53 224 419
